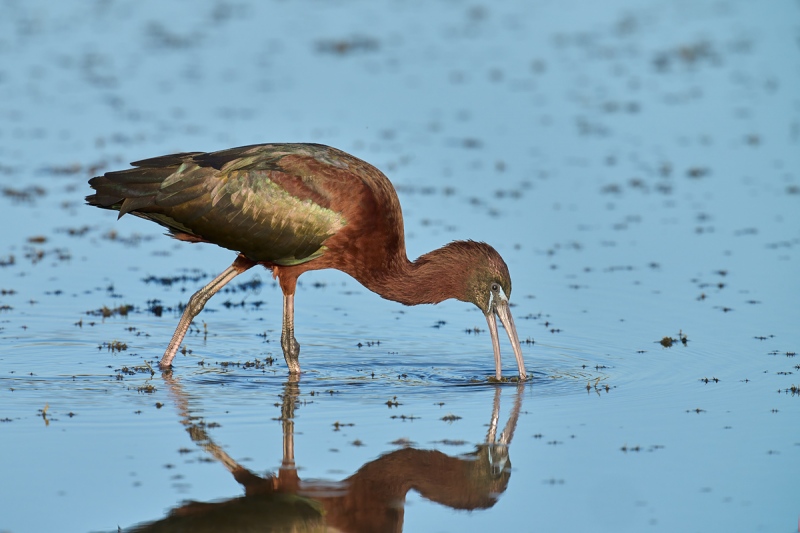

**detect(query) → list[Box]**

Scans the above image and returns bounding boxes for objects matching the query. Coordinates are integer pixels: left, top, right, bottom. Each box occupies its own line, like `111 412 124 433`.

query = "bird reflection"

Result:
125 376 525 532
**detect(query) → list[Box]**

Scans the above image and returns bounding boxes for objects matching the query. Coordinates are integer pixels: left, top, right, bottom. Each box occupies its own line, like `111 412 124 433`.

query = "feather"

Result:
87 144 350 264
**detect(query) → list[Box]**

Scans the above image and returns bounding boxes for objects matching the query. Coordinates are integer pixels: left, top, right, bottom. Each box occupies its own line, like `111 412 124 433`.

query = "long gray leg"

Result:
159 256 255 369
281 292 301 374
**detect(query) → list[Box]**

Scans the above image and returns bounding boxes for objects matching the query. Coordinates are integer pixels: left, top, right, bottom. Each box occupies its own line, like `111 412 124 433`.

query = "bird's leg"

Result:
160 255 255 369
271 268 301 373
281 292 301 374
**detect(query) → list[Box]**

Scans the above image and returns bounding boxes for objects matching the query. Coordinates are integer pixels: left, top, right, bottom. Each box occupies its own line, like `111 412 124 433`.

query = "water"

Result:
1 0 799 531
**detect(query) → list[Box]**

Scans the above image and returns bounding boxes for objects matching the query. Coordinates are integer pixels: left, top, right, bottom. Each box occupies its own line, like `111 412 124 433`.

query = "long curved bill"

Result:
486 299 528 381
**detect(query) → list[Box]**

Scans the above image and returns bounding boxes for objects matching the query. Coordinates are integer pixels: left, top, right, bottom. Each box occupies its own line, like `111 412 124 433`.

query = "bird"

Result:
87 143 528 380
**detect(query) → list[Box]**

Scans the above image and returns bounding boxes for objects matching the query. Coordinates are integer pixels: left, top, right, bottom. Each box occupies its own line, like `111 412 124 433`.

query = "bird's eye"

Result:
491 283 500 292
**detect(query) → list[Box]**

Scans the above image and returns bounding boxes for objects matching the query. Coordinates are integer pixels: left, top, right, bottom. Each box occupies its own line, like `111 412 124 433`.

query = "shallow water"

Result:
1 1 799 532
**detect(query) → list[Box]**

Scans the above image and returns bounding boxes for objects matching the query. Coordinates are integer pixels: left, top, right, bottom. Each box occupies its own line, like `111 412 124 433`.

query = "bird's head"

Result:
453 242 528 381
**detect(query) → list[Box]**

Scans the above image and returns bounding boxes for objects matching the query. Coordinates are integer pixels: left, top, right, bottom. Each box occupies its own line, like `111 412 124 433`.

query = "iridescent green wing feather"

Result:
87 144 347 265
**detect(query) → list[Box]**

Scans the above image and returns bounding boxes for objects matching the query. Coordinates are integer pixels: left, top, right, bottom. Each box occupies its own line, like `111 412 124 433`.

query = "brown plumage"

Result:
87 143 527 379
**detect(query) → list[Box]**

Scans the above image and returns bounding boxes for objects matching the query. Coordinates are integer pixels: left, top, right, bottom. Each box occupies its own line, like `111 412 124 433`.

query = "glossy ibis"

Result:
87 143 528 379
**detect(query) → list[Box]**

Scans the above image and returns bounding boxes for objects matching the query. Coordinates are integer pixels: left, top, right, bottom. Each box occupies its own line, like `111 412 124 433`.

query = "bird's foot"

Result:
281 336 301 374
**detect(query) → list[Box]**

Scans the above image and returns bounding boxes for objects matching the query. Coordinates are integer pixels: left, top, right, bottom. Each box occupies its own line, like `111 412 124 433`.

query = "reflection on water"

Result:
126 375 524 532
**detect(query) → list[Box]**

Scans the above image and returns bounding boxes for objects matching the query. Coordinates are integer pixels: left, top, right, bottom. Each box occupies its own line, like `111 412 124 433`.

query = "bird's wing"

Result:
87 144 348 265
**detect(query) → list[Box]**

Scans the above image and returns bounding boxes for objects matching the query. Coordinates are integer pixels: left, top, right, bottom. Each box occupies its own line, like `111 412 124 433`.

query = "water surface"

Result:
1 1 798 531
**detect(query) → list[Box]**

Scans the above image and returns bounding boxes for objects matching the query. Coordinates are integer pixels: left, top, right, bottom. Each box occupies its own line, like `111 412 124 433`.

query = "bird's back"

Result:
87 143 406 269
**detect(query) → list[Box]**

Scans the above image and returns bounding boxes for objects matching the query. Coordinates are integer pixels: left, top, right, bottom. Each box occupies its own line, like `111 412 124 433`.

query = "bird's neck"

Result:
355 247 468 306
